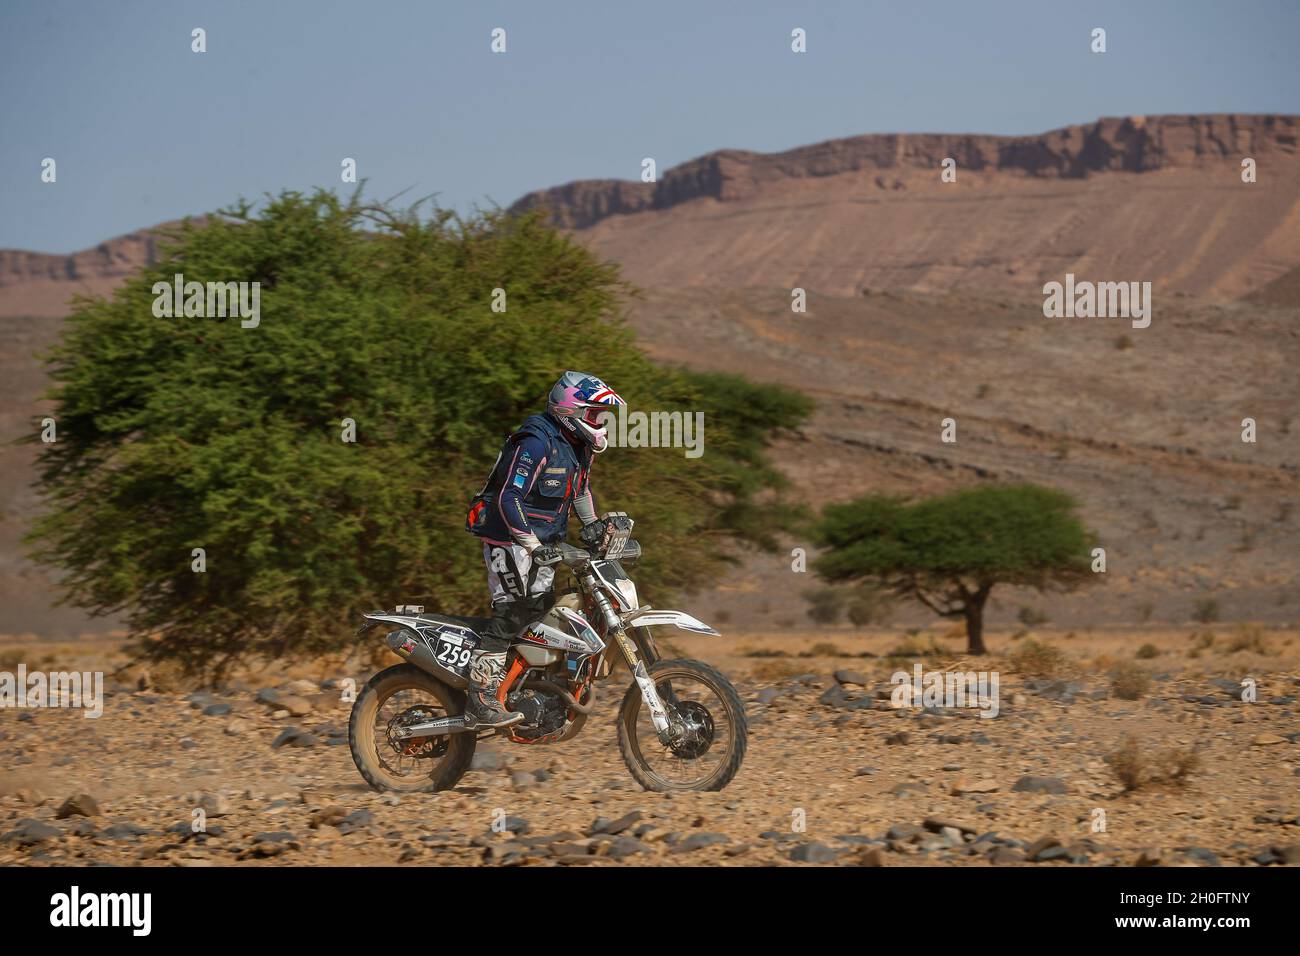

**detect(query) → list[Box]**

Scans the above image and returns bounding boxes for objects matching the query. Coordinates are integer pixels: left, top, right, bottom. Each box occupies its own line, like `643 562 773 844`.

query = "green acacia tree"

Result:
813 484 1097 654
26 189 809 678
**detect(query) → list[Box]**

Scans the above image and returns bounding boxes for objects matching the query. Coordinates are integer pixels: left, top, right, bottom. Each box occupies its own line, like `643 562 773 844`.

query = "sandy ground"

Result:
1 626 1297 867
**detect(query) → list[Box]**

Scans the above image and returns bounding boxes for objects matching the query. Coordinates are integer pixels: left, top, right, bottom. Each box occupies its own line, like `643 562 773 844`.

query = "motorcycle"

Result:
348 515 747 792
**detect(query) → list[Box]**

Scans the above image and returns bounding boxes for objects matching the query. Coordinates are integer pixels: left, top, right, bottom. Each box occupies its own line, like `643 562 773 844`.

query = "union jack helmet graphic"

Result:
546 370 625 453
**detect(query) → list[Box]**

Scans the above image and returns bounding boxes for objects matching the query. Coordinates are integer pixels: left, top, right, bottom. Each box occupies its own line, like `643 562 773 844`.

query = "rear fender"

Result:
363 613 475 689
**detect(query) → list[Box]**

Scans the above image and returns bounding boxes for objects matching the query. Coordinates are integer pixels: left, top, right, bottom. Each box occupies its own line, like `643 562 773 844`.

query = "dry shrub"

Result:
748 658 812 682
888 633 950 659
1135 643 1159 660
1109 735 1201 792
1221 625 1272 656
940 622 967 643
1110 661 1151 700
806 642 844 657
1008 638 1072 679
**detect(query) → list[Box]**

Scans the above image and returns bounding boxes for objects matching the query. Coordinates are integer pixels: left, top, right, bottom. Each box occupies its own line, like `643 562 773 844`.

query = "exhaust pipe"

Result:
521 677 596 715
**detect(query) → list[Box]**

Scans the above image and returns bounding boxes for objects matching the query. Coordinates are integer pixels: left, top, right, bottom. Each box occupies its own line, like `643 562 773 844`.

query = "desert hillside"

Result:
512 114 1300 300
1 115 1297 636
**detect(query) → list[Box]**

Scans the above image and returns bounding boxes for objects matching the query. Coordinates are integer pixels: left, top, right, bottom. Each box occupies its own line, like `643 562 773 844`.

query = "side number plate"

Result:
423 627 477 676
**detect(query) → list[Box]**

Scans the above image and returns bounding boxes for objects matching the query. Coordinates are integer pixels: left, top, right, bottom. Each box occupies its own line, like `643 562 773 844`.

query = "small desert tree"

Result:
813 484 1096 654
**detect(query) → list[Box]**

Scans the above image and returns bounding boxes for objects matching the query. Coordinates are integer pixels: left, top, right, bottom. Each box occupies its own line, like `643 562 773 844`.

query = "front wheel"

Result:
617 659 747 792
349 664 476 792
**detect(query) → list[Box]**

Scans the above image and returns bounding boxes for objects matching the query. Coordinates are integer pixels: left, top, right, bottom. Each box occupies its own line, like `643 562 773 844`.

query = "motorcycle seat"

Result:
414 612 495 635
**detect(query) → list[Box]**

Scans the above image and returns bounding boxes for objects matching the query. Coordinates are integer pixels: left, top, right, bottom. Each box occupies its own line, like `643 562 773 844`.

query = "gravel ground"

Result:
1 629 1297 867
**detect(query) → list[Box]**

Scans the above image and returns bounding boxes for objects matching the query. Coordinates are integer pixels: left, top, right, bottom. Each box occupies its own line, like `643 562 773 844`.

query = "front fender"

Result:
625 609 720 636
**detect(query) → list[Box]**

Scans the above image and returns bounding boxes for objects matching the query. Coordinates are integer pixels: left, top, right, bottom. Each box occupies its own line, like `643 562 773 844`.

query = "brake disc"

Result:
668 700 715 759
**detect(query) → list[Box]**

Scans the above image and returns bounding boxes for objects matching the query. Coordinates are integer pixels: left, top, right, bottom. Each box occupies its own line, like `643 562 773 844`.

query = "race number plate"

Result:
605 529 629 559
421 626 477 677
602 512 633 559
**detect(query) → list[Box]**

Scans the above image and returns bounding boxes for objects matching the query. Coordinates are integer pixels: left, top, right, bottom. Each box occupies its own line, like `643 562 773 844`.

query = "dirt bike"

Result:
348 515 747 792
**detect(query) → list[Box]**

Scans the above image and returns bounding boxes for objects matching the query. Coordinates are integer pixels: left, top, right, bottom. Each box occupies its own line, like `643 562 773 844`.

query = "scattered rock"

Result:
789 842 840 863
1011 775 1068 795
336 809 373 835
271 727 319 749
101 822 152 840
939 826 965 845
309 806 348 829
853 846 887 866
1272 844 1300 865
2 819 61 847
245 831 300 857
1025 835 1066 862
603 836 645 859
886 823 922 842
470 749 509 772
1026 679 1086 704
510 771 538 790
1178 846 1221 867
274 695 314 717
670 832 731 853
55 793 101 819
951 778 999 795
198 792 231 817
924 817 978 835
588 811 644 836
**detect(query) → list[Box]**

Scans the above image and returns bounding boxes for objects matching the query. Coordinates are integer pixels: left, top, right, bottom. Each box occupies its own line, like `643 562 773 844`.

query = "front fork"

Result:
585 575 678 742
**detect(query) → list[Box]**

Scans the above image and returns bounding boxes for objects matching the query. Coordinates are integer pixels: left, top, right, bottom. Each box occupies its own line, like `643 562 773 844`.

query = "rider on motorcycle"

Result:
463 371 626 728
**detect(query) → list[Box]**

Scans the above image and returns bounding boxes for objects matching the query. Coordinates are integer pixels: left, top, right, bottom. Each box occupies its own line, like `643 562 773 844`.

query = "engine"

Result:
506 687 570 740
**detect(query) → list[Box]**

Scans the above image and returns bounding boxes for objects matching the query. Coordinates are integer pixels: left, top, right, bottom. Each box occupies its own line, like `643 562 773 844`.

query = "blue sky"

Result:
2 0 1297 253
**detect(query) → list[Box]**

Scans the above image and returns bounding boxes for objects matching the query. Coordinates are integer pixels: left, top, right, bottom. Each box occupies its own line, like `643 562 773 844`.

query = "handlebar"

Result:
558 542 591 567
557 539 641 567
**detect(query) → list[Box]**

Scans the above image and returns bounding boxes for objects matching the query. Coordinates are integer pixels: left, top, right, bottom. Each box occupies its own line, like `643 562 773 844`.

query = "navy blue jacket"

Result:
467 414 595 547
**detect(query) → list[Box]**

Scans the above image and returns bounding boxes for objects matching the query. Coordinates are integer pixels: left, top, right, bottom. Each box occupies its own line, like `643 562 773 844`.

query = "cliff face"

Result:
0 225 169 286
510 115 1299 229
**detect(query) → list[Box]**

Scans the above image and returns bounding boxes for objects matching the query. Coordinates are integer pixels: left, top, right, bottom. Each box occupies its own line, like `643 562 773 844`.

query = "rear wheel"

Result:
617 659 747 792
349 664 476 792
